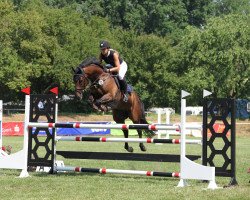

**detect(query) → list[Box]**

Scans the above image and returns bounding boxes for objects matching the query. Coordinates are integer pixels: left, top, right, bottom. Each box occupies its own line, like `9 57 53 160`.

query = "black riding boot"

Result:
119 79 128 102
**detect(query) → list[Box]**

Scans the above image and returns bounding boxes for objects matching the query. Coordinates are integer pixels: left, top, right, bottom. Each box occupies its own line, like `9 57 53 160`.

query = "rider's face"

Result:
101 48 109 56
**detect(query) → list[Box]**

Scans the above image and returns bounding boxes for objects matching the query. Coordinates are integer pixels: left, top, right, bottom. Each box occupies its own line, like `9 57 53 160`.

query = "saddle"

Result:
112 76 133 94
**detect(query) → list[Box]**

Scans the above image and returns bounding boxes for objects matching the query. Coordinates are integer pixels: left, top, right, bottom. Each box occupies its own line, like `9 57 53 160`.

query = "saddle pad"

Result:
127 84 133 93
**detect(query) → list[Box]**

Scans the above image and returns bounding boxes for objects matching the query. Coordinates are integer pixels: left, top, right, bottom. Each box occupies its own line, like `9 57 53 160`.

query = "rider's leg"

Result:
119 79 128 102
118 61 128 102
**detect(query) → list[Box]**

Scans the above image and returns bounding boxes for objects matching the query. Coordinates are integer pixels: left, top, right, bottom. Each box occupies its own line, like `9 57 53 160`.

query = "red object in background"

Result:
50 87 58 95
21 87 30 95
2 122 24 136
207 123 230 136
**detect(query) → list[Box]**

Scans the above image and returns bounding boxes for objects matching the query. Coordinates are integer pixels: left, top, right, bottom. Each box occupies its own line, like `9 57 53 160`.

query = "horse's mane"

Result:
78 57 103 69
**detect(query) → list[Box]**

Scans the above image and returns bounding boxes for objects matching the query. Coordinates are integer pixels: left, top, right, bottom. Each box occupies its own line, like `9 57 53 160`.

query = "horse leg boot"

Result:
137 129 147 151
88 95 101 111
119 79 128 102
123 130 133 152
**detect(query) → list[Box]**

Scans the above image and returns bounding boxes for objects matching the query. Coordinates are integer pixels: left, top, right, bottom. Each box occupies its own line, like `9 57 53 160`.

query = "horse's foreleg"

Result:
88 95 99 111
137 130 147 152
96 93 113 106
123 130 133 153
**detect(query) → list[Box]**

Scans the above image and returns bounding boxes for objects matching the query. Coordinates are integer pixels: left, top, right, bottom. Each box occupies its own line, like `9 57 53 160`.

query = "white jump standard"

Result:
0 97 30 177
177 90 217 189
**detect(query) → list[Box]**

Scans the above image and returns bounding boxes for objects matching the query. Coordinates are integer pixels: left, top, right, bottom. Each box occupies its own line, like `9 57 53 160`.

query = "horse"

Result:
72 57 155 153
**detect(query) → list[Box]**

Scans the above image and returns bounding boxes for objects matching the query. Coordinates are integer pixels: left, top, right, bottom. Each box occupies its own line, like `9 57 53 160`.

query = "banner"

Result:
2 121 111 136
32 122 111 136
2 122 24 136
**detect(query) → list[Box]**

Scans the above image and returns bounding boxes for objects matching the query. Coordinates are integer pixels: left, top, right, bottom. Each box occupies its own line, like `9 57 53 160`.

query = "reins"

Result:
74 65 113 93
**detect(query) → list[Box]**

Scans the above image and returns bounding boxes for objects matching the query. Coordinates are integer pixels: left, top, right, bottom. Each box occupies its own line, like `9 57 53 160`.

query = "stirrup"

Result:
123 94 128 102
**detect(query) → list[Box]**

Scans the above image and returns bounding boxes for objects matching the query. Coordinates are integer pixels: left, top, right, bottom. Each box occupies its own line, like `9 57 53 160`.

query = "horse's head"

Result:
72 57 107 100
72 66 90 100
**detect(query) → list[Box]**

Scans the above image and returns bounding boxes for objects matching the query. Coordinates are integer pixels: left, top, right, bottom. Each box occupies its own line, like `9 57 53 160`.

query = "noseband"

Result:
73 67 91 94
73 65 111 95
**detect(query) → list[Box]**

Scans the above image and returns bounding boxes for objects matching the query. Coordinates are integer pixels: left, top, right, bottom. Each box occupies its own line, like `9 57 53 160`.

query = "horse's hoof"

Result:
125 147 134 153
140 145 147 152
95 99 101 106
100 105 108 112
92 104 99 111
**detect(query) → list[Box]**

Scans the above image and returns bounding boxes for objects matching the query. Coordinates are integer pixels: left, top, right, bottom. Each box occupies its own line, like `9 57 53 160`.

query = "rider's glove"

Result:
104 68 110 73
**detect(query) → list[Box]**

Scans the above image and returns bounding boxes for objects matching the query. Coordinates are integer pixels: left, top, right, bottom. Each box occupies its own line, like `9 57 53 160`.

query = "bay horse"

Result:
72 57 155 152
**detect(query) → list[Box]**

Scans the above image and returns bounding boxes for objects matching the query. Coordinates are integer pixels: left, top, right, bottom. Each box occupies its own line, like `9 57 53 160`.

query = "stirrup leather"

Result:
123 93 128 102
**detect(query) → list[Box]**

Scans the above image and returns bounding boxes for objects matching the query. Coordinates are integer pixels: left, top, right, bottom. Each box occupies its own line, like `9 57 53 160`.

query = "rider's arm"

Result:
99 53 103 64
109 52 120 73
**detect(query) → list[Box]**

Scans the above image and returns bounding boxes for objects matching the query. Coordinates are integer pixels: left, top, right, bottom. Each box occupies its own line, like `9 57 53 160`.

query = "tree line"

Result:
0 0 249 112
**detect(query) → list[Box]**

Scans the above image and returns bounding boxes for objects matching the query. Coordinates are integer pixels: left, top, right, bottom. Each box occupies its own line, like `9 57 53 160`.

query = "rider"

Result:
99 40 128 102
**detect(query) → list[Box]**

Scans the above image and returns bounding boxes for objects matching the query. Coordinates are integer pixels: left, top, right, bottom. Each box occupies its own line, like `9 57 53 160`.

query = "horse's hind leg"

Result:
113 110 133 153
137 129 147 152
123 130 133 153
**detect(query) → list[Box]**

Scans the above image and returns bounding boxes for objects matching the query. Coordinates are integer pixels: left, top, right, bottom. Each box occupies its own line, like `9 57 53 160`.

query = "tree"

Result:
209 0 250 16
115 30 181 109
0 1 32 101
175 14 250 101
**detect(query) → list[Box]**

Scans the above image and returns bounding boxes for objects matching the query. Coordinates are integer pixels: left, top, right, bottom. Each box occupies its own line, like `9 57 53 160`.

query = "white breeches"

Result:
118 61 128 80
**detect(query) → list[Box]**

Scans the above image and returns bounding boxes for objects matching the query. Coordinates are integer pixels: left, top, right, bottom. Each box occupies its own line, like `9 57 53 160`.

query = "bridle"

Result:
73 66 111 95
73 67 91 96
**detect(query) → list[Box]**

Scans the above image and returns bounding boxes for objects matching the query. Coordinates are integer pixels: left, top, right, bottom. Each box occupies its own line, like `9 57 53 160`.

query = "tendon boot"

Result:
119 79 128 102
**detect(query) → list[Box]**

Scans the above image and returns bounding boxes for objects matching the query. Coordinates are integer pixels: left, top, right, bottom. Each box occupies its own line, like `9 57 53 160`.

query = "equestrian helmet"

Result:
100 40 110 49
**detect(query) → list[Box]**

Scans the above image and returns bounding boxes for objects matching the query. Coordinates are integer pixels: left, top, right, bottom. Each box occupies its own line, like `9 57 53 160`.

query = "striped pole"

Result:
28 122 178 130
56 166 180 178
28 122 200 131
56 136 201 145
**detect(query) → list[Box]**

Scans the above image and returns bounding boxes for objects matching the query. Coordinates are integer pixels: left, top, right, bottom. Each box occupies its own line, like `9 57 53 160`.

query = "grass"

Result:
0 134 250 200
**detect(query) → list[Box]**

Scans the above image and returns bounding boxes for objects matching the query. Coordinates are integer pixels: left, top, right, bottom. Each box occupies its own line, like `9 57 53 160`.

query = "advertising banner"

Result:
2 121 111 136
2 122 24 136
32 122 111 136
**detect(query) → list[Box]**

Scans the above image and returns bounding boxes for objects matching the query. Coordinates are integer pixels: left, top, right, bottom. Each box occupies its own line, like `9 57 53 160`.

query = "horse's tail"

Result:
139 97 156 138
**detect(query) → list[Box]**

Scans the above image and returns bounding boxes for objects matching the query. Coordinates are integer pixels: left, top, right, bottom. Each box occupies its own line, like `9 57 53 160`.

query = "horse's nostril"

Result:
75 91 82 100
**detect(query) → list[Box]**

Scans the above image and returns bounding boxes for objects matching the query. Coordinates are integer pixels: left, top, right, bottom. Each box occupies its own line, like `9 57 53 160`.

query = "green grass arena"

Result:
0 134 249 200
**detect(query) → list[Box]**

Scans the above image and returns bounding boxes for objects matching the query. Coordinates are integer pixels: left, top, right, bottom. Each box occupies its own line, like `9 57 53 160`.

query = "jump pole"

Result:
56 166 180 178
177 90 217 189
0 100 7 156
56 136 201 145
28 122 200 131
0 96 30 178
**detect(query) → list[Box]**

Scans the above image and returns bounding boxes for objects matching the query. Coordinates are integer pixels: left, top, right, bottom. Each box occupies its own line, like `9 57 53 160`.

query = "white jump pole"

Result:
56 136 201 144
177 90 218 189
0 96 29 178
0 100 6 156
